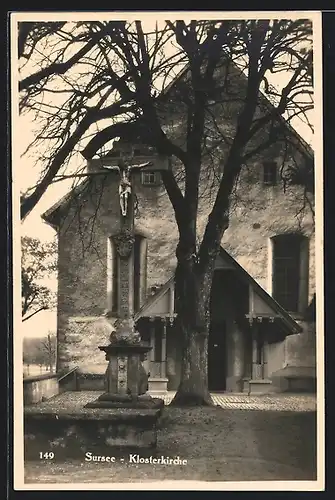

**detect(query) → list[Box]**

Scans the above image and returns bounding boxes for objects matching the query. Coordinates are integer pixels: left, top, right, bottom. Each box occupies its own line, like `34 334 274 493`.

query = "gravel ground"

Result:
25 390 317 412
24 406 317 484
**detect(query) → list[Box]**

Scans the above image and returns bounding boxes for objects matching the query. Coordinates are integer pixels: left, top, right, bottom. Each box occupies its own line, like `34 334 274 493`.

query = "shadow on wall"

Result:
271 365 316 393
271 314 317 393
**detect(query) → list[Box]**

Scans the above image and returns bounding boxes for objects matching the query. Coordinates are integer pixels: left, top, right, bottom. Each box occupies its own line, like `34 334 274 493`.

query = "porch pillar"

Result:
227 323 244 392
169 284 174 316
149 317 155 362
147 317 168 394
252 322 263 379
249 319 272 394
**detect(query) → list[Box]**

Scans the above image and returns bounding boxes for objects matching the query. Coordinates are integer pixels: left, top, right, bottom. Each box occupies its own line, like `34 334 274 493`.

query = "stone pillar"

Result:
252 337 261 379
248 320 272 394
262 340 268 379
252 323 263 379
106 238 114 313
227 323 244 392
113 243 135 320
149 317 155 363
169 283 175 316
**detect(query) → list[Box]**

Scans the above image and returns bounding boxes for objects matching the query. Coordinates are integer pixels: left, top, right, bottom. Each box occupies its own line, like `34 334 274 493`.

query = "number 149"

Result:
39 452 54 459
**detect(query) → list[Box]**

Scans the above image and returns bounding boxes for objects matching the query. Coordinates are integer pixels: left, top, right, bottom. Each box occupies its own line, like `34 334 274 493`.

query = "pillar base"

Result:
148 377 169 394
248 379 273 395
226 376 244 393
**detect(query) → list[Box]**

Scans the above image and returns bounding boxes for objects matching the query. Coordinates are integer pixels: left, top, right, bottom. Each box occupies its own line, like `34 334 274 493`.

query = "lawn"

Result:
24 406 317 484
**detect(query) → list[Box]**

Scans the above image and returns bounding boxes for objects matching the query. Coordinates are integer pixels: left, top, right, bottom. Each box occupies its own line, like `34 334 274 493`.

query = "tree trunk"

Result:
170 255 215 406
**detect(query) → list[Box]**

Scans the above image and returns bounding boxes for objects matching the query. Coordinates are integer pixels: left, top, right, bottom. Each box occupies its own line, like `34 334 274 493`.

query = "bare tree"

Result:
18 19 314 405
23 333 56 372
38 332 57 372
21 236 57 322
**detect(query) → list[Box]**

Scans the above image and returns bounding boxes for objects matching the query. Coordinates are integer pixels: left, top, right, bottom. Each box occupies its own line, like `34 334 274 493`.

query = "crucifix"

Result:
103 159 152 218
88 142 168 323
85 140 169 407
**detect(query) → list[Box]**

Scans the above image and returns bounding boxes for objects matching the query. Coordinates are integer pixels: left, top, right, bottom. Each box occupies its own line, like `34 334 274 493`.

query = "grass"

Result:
24 406 317 484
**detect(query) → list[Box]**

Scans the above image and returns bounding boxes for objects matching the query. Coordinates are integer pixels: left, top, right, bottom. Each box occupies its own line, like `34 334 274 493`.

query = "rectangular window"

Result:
272 235 302 312
141 171 160 186
263 162 277 186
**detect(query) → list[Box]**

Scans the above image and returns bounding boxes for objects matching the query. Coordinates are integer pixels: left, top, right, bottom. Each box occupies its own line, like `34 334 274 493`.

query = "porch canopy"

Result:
134 246 302 338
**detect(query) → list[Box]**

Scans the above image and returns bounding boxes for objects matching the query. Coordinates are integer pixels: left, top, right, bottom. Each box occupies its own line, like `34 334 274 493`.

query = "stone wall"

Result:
54 165 315 372
284 321 317 368
24 373 59 405
267 341 286 378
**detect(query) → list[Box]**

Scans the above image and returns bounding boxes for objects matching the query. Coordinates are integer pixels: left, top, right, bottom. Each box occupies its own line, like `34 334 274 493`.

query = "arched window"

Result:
271 234 309 313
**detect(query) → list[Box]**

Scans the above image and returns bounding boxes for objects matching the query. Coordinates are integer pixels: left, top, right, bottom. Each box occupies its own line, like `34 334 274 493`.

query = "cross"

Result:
86 144 169 230
102 159 152 218
82 141 170 407
86 142 169 321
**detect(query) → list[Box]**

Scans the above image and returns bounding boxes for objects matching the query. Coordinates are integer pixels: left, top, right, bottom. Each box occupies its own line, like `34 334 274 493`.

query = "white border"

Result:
11 10 324 491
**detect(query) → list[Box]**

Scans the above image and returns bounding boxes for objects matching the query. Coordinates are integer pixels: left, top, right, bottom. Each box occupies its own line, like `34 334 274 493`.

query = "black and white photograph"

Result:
11 11 324 490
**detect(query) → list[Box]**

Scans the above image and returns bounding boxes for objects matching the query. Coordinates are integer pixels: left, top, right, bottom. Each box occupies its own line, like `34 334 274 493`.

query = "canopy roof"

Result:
135 246 302 336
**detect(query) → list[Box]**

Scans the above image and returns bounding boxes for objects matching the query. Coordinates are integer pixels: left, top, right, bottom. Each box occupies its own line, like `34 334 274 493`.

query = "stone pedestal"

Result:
248 379 273 394
84 319 163 448
85 340 163 411
148 377 169 393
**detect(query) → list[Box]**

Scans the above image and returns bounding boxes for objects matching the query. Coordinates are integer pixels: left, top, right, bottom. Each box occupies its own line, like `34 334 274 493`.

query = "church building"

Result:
42 64 317 395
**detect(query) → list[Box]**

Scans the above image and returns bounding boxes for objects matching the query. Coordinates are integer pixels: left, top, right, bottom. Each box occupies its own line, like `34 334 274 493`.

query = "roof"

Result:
158 56 313 160
42 178 89 228
42 52 313 225
134 276 175 322
134 246 302 335
217 247 302 334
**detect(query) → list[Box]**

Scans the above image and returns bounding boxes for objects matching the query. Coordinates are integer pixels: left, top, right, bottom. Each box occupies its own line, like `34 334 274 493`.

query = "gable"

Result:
214 252 235 270
42 54 313 227
135 246 302 335
250 288 275 316
134 278 175 320
218 248 302 334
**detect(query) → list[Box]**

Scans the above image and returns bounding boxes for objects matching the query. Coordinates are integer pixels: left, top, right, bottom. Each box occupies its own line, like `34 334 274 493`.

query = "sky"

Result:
14 13 319 338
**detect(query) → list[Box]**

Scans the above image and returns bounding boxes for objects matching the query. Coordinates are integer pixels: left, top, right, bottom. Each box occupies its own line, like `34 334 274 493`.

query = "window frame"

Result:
263 161 278 186
141 171 160 186
271 233 309 314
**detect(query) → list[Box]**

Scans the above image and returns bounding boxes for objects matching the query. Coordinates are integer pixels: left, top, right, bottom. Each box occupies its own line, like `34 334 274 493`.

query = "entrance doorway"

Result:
208 321 226 391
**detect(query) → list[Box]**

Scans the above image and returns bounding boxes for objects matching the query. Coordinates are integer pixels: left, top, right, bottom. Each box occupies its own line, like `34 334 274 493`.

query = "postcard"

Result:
11 10 324 491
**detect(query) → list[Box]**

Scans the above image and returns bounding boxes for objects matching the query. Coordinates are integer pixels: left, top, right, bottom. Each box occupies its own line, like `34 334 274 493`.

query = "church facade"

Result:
42 144 316 395
42 63 317 395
